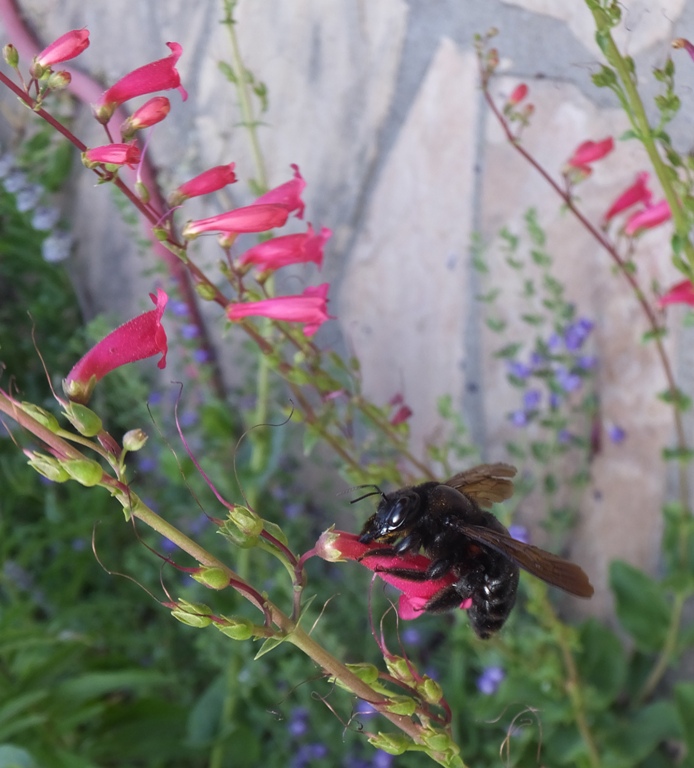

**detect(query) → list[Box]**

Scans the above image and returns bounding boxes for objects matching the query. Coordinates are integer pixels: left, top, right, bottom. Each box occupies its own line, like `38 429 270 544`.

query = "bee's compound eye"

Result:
388 498 408 529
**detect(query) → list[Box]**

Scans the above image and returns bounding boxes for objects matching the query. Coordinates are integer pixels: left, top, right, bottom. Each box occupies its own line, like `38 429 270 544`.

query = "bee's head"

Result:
358 490 420 544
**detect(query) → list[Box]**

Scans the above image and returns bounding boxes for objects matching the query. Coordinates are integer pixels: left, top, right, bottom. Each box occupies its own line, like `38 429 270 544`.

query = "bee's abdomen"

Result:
468 564 519 639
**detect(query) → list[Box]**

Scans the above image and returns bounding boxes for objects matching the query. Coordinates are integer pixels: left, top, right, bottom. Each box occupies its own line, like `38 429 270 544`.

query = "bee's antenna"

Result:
340 484 386 504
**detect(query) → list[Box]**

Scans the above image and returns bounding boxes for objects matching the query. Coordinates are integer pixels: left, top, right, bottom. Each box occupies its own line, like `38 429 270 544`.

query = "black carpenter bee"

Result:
356 463 594 639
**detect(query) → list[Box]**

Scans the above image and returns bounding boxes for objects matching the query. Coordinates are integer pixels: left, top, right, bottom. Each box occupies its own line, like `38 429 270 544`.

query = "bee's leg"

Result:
424 583 472 613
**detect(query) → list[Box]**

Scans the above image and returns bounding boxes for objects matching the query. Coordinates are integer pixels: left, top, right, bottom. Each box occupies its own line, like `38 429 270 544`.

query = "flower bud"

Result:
216 616 255 640
228 506 264 537
46 70 72 91
123 428 148 451
20 402 60 432
367 732 409 756
383 695 416 717
63 402 103 436
419 676 444 705
385 655 415 684
3 44 19 68
171 599 214 628
345 663 380 685
192 566 230 590
62 458 104 487
26 452 70 482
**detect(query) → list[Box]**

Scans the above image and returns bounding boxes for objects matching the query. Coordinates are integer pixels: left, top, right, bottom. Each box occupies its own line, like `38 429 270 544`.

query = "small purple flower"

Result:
292 743 328 768
372 751 396 768
354 700 378 718
32 205 61 231
15 184 42 212
509 410 529 427
523 389 541 410
607 424 626 444
508 524 529 544
160 537 178 553
547 333 562 351
402 627 422 646
193 348 211 363
507 360 531 379
477 666 505 695
4 169 27 192
42 230 73 263
555 367 582 393
549 392 562 409
287 706 309 738
71 538 87 551
558 429 573 445
170 300 190 317
576 355 597 371
564 318 594 351
178 410 198 428
181 324 200 339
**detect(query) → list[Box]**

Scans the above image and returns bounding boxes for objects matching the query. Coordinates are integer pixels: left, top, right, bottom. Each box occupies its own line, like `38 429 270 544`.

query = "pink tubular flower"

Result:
122 96 171 137
238 224 331 272
182 203 289 239
83 143 141 168
658 280 694 308
95 42 187 123
672 38 694 61
604 172 652 223
508 83 528 106
227 283 332 336
390 405 413 426
567 137 614 168
170 163 237 205
624 199 671 235
64 289 168 404
314 530 470 620
253 164 306 219
34 28 90 69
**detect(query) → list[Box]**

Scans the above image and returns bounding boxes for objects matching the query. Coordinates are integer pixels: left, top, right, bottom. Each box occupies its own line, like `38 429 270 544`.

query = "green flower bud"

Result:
27 453 70 482
123 428 148 452
171 610 213 628
171 599 214 628
63 402 103 437
216 616 254 640
46 70 71 90
3 43 19 68
135 180 150 204
419 676 444 706
195 283 218 301
385 655 415 684
228 505 264 537
383 695 416 717
192 566 230 590
345 662 380 685
63 458 104 487
367 732 410 756
20 402 60 432
153 226 169 242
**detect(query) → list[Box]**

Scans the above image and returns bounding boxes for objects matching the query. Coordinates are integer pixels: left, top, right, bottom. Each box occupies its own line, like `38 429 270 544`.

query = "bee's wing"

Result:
445 463 517 508
453 522 594 598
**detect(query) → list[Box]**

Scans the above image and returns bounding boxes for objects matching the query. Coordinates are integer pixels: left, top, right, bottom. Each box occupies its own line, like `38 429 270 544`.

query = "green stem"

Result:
589 6 694 277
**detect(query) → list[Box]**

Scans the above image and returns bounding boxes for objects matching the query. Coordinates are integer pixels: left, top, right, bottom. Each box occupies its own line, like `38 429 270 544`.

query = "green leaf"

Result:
610 561 671 651
576 619 626 708
657 387 691 411
254 635 287 659
674 682 694 759
494 342 522 359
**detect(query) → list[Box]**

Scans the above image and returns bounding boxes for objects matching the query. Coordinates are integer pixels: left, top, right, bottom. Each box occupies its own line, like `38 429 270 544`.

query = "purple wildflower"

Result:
477 666 505 695
507 360 531 379
523 389 541 409
555 367 582 393
510 410 529 427
607 424 626 444
508 524 529 544
576 355 597 370
564 318 594 351
287 707 309 738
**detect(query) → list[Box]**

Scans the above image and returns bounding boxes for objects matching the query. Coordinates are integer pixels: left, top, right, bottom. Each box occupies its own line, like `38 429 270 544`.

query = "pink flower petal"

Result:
64 289 168 403
624 199 671 235
567 137 614 168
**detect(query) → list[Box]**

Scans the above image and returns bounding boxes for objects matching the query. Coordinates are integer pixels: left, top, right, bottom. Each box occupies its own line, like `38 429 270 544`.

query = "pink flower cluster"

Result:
314 530 471 620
